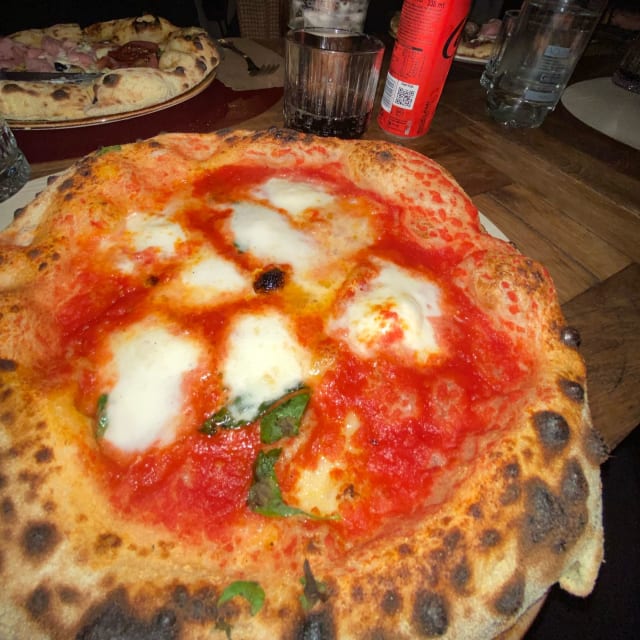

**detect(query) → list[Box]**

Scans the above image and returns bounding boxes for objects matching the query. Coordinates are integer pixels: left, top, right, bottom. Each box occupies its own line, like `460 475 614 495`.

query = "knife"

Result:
0 71 104 83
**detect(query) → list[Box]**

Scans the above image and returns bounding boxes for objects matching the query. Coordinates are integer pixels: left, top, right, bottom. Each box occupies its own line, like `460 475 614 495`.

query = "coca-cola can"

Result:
378 0 471 138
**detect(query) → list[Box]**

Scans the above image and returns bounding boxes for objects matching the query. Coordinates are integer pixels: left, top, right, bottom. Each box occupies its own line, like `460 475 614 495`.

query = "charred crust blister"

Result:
559 378 585 403
380 589 402 616
533 411 571 452
0 359 18 372
583 427 609 465
450 560 471 593
102 74 120 87
253 267 287 293
480 528 501 548
51 88 69 100
561 326 582 349
523 475 588 554
26 584 51 619
21 521 60 559
412 590 449 637
76 587 181 639
296 610 336 640
493 574 524 617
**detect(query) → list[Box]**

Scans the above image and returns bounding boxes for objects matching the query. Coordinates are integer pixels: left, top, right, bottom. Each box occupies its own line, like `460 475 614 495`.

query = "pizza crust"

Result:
0 129 605 639
0 15 220 122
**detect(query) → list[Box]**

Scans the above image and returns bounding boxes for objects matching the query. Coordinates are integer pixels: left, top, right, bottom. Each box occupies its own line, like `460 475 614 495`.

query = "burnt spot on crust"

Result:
450 560 471 593
2 82 37 95
58 585 82 603
34 446 53 463
533 411 570 453
95 532 123 554
174 65 187 76
26 584 51 619
1 410 15 425
52 88 70 100
13 206 26 219
0 358 18 372
500 464 522 505
561 326 582 349
381 589 402 615
1 496 16 522
295 610 336 640
376 150 394 162
561 458 589 504
254 266 286 293
171 585 217 621
58 177 75 192
193 37 204 51
559 378 585 403
468 503 483 519
196 59 207 73
480 528 501 548
443 529 461 551
76 588 181 640
412 590 449 637
583 427 609 465
493 573 524 617
397 543 413 556
522 476 588 554
21 521 60 560
102 73 120 87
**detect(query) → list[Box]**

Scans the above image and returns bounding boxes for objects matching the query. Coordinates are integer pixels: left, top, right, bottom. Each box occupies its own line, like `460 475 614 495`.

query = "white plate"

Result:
561 77 640 151
2 175 511 245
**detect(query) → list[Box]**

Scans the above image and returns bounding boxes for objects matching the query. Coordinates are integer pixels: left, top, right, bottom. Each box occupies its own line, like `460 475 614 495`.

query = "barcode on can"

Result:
381 73 420 112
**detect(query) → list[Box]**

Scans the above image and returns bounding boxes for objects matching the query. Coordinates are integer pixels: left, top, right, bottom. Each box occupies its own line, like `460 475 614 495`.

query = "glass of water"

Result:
480 10 520 91
1 117 30 203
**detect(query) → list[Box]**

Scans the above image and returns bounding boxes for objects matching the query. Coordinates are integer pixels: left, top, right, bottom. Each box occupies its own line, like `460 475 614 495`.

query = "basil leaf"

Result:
200 387 310 441
96 394 109 438
300 559 329 611
247 450 340 521
260 390 310 444
248 449 310 518
217 581 265 616
96 144 122 156
200 406 249 435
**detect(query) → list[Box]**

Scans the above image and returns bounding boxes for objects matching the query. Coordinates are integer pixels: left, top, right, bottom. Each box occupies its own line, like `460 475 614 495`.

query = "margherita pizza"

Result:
0 15 220 122
0 129 605 639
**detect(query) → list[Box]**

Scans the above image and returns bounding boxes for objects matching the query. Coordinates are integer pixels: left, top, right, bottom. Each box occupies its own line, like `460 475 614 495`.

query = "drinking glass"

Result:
283 28 384 138
288 0 371 31
480 10 520 90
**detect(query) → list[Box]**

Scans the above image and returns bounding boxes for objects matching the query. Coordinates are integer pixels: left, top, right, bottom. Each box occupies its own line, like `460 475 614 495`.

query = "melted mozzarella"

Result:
257 178 335 218
179 247 249 297
102 323 202 452
230 202 319 272
222 312 309 422
329 260 442 362
126 211 186 256
293 457 342 514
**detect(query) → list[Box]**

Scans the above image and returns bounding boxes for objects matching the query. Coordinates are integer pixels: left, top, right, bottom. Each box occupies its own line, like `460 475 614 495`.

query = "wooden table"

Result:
20 41 639 453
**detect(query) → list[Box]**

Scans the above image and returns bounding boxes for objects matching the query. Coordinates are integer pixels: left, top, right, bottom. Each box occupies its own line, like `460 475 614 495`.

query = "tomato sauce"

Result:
50 163 532 542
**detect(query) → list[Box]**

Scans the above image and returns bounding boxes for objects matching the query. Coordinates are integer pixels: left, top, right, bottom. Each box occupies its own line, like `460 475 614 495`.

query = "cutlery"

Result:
0 71 103 83
217 39 280 76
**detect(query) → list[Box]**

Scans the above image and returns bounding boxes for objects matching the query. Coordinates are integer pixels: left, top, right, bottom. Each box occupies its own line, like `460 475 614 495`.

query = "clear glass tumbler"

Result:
1 117 30 203
284 28 384 138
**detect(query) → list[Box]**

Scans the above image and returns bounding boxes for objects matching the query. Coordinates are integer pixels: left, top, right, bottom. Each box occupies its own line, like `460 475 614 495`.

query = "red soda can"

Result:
378 0 471 138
